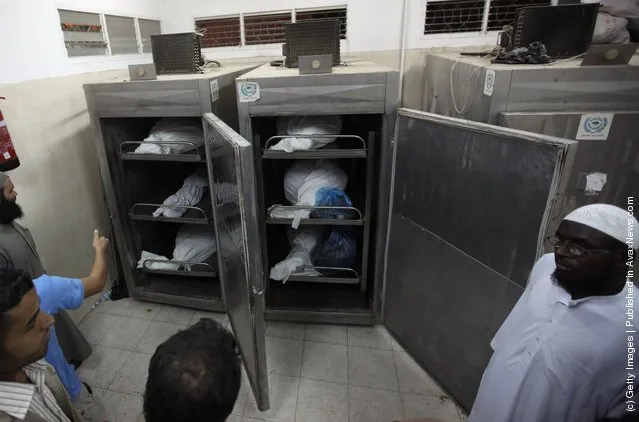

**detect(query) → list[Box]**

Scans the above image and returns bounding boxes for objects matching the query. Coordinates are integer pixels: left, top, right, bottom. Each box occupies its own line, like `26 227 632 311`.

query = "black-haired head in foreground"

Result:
144 317 241 422
0 268 54 374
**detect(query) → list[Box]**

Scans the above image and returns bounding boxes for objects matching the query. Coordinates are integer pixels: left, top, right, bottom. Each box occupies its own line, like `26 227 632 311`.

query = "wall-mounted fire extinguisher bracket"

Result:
0 97 21 172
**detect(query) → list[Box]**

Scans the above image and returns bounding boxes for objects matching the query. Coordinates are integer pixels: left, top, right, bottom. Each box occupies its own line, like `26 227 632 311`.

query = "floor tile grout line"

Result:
399 392 408 422
92 305 162 319
391 344 406 421
105 386 144 398
265 335 306 341
104 350 151 398
88 320 188 355
132 321 185 354
241 392 249 419
343 341 394 351
299 375 404 394
88 342 155 356
80 313 120 346
346 327 351 422
90 312 158 323
94 387 140 399
78 345 133 385
269 333 347 346
294 336 307 422
151 304 166 322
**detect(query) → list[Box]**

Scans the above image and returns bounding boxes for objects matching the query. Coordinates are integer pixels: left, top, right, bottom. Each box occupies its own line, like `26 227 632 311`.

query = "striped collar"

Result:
0 360 50 419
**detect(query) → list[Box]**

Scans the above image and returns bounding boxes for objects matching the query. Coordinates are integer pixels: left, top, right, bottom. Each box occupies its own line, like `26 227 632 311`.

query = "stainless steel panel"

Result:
423 53 511 124
239 71 388 116
298 55 333 74
128 64 157 81
83 86 139 299
135 291 225 312
90 66 259 118
394 109 570 287
206 66 261 131
384 214 523 411
85 66 258 312
500 111 639 210
91 80 202 117
383 109 576 410
373 70 400 320
203 112 269 411
236 63 399 324
422 52 639 124
506 67 639 113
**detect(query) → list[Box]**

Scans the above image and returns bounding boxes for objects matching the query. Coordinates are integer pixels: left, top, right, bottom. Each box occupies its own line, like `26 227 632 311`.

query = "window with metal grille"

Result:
105 15 138 54
59 10 107 57
196 16 241 48
423 0 552 35
487 0 551 31
296 7 348 39
244 12 292 45
139 19 161 53
424 0 485 34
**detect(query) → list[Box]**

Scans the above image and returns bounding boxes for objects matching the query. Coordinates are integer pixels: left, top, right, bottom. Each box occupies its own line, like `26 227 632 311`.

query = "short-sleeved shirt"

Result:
33 275 84 402
468 253 632 422
0 360 73 422
0 222 45 278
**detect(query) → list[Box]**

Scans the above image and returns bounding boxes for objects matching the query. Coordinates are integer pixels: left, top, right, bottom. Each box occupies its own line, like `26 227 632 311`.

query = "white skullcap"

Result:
564 203 638 250
0 172 7 188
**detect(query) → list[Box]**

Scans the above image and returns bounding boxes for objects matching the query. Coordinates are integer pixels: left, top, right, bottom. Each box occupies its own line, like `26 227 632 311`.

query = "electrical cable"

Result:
202 60 221 70
381 0 408 320
341 60 369 66
449 58 486 117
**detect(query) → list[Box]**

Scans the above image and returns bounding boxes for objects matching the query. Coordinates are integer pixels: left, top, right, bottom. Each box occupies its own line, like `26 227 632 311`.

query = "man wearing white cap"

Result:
469 203 638 422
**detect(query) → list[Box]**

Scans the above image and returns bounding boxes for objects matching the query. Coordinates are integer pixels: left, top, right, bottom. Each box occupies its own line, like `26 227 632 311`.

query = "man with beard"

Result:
0 172 105 420
0 269 84 422
468 203 637 422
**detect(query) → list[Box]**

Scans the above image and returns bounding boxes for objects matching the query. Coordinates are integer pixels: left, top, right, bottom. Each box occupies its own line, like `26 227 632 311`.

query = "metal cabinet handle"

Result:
267 205 363 220
264 134 366 150
142 259 216 272
131 203 208 219
120 141 200 156
299 266 360 278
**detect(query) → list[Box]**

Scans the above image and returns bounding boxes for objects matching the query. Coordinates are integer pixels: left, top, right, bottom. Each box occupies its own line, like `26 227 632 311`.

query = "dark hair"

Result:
143 318 241 422
0 269 34 352
0 196 23 225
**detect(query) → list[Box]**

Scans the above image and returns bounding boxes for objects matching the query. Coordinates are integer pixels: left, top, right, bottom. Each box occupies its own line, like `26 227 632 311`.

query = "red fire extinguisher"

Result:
0 97 20 171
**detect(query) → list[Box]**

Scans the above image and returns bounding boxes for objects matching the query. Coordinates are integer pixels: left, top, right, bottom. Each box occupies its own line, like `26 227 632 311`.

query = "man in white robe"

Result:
468 204 638 422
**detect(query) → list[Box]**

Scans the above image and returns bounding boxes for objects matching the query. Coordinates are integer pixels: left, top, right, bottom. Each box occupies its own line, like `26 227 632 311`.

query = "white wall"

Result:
161 0 402 56
0 0 161 84
0 0 161 320
160 0 498 60
0 69 129 321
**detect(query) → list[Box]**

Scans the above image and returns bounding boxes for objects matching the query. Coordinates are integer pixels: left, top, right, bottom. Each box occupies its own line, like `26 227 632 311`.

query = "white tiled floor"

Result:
78 298 467 422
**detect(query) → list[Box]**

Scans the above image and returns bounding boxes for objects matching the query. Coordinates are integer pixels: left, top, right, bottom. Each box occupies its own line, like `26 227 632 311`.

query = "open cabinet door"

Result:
203 112 269 411
382 109 575 411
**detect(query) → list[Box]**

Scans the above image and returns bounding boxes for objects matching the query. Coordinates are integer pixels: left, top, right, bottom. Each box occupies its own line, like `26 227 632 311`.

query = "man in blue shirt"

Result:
0 171 93 367
33 229 109 421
